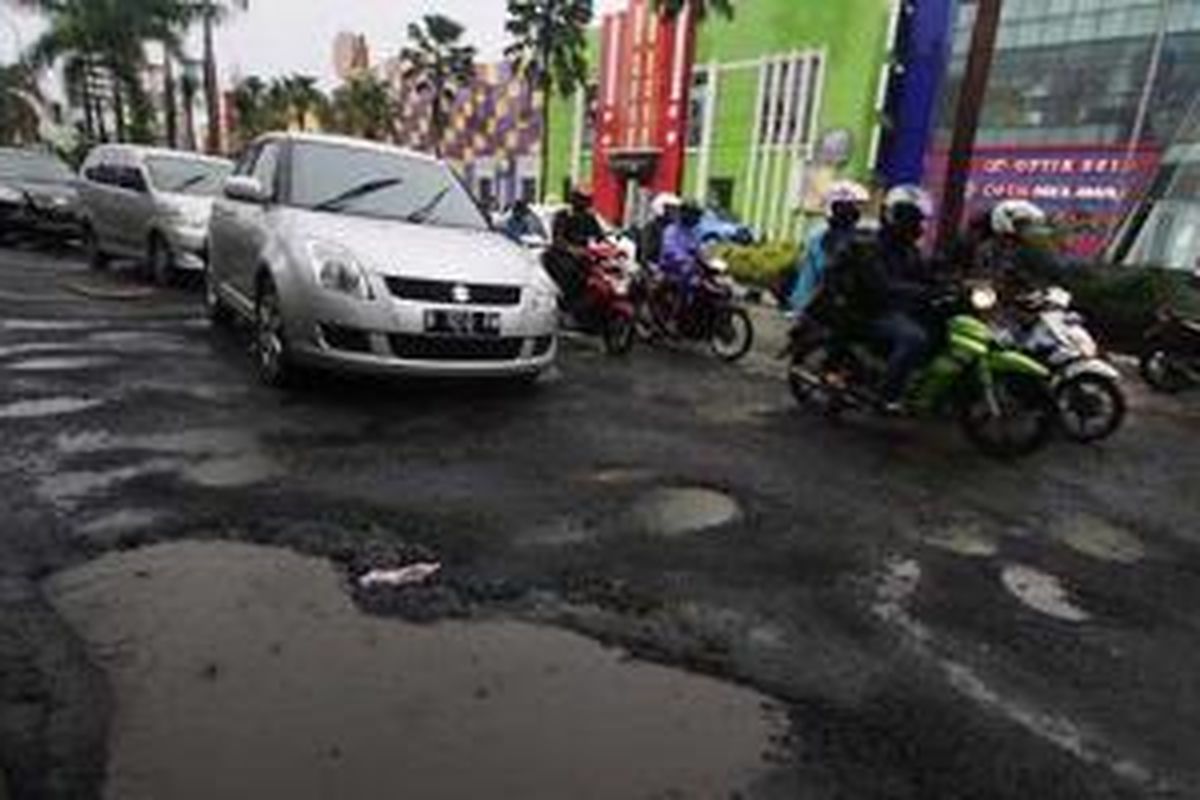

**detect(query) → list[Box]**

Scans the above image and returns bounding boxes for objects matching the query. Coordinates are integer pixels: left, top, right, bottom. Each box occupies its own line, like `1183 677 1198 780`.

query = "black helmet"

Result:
680 202 703 227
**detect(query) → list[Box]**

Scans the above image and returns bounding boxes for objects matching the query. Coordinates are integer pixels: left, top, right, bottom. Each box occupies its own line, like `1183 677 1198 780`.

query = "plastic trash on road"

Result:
357 562 441 588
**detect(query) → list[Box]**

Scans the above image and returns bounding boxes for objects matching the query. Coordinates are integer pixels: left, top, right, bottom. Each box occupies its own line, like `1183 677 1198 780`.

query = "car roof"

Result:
91 144 232 166
256 131 440 163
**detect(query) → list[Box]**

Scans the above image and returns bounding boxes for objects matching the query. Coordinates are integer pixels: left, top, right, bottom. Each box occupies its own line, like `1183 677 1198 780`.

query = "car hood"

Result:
283 210 542 285
2 179 78 207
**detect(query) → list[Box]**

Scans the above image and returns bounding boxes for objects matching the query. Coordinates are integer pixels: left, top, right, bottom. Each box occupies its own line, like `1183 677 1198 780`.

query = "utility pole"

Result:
936 0 1003 249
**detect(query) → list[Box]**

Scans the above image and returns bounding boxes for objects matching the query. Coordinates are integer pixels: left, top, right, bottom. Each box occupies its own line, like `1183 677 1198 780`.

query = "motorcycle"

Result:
637 258 755 362
1140 307 1200 393
1005 287 1126 443
787 283 1056 459
561 240 637 356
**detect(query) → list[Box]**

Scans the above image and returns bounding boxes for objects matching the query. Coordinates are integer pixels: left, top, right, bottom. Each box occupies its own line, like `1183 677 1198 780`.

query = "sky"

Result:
1 0 628 92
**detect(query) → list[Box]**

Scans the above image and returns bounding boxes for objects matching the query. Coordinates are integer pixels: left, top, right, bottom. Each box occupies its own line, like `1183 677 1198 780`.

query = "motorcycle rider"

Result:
545 186 606 308
786 180 871 313
981 199 1061 301
659 201 706 318
823 185 936 412
641 192 682 268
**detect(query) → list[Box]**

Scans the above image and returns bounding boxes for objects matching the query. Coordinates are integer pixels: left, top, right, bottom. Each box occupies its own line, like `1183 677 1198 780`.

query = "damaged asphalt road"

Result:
2 245 1200 799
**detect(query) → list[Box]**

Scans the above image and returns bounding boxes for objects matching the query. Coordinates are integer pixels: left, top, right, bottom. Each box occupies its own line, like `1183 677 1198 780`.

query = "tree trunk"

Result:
182 88 197 151
203 5 221 154
539 83 550 202
163 46 178 148
113 74 126 141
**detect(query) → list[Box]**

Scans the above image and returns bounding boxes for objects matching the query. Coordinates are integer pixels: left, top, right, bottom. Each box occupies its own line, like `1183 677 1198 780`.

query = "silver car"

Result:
78 144 233 284
205 133 558 386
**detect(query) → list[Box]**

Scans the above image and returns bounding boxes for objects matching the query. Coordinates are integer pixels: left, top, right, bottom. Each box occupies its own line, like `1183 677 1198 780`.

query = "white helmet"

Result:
991 199 1047 236
822 180 870 216
883 184 934 223
651 193 682 218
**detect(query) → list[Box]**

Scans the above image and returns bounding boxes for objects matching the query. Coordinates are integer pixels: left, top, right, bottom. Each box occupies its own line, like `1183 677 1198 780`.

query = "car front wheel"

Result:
254 277 294 388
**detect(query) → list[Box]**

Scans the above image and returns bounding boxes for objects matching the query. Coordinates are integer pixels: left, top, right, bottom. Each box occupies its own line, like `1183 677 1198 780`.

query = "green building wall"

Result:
546 0 896 236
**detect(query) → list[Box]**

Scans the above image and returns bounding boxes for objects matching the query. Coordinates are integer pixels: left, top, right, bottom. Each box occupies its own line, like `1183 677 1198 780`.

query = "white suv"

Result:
78 144 232 284
205 133 558 386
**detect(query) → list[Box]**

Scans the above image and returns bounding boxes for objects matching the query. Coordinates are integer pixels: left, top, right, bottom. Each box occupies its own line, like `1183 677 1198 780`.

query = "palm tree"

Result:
399 14 476 157
191 0 247 154
280 74 324 130
504 0 592 201
327 73 397 141
229 74 271 144
650 0 734 21
20 0 193 143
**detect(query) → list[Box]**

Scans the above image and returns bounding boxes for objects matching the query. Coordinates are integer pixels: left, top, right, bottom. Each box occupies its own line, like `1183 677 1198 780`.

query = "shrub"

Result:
712 240 799 290
1062 264 1200 351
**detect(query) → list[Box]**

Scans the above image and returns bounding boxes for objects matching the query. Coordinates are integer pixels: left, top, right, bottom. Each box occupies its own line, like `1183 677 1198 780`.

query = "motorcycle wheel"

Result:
1056 373 1126 443
787 339 844 418
959 372 1055 459
710 307 754 362
603 314 636 356
1140 347 1192 394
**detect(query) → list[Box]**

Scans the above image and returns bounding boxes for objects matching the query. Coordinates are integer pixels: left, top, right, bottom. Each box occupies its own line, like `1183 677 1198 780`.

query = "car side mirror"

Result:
224 175 269 204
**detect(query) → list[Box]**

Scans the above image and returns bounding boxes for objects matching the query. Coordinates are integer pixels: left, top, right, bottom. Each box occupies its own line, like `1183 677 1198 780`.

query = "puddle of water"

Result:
57 428 254 457
78 509 165 537
1050 515 1145 565
38 460 180 509
48 542 780 800
1001 564 1090 623
0 319 103 331
0 342 79 359
0 396 104 420
180 452 282 489
917 520 998 558
626 487 742 537
7 356 115 372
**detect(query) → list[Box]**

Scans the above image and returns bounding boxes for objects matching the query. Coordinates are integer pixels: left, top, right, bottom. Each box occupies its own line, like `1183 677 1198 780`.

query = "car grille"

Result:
384 277 522 306
389 334 525 362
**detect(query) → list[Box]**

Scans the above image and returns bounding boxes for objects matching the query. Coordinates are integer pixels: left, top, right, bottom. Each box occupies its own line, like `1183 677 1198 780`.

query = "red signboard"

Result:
929 145 1162 258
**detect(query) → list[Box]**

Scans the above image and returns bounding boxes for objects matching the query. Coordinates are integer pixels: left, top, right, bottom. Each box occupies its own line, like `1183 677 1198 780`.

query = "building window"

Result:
758 53 823 148
687 71 710 149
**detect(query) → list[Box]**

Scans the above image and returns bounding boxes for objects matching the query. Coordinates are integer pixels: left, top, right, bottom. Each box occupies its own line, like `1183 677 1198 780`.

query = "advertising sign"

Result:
929 145 1161 257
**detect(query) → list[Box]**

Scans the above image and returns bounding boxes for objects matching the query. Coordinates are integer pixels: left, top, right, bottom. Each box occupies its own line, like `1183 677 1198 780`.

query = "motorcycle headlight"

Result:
971 285 998 311
307 240 373 300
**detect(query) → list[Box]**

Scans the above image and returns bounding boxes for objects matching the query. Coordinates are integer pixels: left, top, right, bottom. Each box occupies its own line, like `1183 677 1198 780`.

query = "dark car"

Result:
0 148 83 243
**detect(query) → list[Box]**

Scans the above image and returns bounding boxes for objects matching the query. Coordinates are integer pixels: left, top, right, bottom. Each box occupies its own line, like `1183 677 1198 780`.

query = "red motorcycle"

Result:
564 241 637 356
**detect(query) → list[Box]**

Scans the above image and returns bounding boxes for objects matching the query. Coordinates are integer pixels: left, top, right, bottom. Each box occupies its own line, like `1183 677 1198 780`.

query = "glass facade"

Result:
943 0 1200 147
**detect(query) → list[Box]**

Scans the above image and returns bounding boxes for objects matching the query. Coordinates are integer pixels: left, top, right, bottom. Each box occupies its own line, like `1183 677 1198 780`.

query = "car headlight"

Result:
970 285 998 311
529 278 558 313
164 203 207 228
307 240 373 300
0 185 24 205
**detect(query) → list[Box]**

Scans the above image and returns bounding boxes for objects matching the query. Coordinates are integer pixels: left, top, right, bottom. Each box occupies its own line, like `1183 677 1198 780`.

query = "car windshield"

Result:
288 142 488 230
145 156 232 196
0 151 74 184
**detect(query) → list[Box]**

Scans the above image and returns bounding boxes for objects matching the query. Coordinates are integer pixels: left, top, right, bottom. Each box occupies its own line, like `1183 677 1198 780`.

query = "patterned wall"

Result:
381 60 544 204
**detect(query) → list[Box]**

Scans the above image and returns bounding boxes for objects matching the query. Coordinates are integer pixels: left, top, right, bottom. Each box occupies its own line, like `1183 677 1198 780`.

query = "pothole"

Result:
1050 514 1145 565
917 520 998 558
7 356 115 372
1001 564 1090 623
48 541 783 800
626 487 742 537
0 396 104 420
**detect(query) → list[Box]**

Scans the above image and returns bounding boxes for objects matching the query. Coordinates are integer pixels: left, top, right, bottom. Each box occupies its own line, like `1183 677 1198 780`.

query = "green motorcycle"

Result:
788 284 1056 458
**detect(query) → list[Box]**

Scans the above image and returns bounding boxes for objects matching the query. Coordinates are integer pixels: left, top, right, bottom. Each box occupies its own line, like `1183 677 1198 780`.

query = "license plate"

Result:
424 309 501 336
